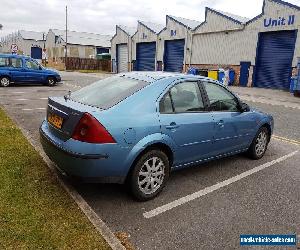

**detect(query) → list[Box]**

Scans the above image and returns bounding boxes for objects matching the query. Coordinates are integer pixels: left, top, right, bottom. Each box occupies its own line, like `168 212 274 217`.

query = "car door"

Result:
203 81 256 155
8 57 26 82
158 80 215 167
24 59 43 82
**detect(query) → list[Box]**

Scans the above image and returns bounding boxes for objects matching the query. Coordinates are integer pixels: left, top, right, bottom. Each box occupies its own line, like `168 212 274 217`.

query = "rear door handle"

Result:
166 122 179 129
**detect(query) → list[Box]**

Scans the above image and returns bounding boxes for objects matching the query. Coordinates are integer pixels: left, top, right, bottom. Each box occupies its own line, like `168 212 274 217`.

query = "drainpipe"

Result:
189 31 194 67
183 28 188 72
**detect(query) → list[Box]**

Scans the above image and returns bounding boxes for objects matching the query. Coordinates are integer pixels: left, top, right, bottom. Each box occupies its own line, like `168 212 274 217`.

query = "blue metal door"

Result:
136 42 156 71
31 47 42 59
253 30 297 89
96 47 109 54
239 61 251 87
164 39 185 72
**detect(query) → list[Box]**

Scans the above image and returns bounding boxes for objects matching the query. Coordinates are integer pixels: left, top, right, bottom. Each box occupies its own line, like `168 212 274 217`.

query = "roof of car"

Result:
120 71 218 83
0 53 30 59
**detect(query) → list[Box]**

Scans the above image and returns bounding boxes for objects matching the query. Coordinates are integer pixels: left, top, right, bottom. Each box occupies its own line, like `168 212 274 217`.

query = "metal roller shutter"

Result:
164 39 185 72
136 42 156 71
253 30 297 89
117 44 128 73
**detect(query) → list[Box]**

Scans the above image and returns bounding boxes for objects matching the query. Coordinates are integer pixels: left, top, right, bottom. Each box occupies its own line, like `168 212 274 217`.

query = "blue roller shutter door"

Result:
164 39 185 72
253 30 297 89
31 47 42 59
136 42 156 71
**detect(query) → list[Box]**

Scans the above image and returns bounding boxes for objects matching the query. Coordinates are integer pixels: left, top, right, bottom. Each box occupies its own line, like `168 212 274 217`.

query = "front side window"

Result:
204 82 239 112
160 81 205 113
25 60 39 70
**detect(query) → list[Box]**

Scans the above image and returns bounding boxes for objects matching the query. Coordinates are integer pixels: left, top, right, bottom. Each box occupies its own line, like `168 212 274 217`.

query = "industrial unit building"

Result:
111 25 136 73
157 15 201 72
0 30 45 59
112 0 300 90
45 29 111 61
132 21 164 71
190 0 300 90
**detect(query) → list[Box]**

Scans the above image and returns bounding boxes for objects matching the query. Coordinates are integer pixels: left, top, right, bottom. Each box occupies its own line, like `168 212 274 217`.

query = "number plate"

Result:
48 113 63 129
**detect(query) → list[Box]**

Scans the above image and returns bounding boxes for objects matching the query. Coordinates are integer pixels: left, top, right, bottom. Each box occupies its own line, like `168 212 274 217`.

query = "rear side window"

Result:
0 57 9 67
11 58 23 68
71 76 149 109
160 81 205 113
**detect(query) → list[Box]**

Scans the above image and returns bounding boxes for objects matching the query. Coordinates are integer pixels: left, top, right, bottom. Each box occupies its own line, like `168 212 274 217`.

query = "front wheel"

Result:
129 150 170 201
47 77 56 87
247 127 270 160
0 76 10 87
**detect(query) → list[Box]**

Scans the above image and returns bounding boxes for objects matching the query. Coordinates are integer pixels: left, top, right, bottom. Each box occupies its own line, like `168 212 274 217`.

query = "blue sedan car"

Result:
0 54 61 87
40 72 273 200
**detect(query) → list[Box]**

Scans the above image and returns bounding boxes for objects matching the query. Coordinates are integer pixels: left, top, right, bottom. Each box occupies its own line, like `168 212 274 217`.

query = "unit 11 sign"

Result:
264 15 295 27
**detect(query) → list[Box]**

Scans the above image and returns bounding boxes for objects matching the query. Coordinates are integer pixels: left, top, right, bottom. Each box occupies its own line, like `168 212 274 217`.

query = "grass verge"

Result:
0 108 111 249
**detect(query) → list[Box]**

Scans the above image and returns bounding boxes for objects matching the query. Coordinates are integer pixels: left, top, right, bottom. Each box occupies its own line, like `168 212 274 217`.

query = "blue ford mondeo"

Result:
40 72 273 200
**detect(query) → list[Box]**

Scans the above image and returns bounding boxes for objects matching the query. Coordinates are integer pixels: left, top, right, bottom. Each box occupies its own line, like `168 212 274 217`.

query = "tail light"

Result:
72 113 116 144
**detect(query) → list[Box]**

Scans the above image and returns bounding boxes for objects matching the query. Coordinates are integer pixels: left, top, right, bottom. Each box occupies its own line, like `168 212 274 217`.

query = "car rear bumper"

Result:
39 121 127 183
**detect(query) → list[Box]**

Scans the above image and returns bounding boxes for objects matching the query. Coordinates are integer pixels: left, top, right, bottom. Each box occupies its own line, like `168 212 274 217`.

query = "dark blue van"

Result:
0 54 61 87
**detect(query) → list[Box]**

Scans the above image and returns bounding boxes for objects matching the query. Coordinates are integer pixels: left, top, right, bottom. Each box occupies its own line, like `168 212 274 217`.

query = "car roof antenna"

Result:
64 90 71 101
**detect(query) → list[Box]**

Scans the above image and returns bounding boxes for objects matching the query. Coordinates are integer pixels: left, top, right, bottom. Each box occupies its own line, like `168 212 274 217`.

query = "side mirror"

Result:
240 102 250 112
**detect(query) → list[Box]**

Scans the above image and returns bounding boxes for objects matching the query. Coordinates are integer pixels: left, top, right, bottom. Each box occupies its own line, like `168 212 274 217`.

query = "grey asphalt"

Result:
0 71 299 249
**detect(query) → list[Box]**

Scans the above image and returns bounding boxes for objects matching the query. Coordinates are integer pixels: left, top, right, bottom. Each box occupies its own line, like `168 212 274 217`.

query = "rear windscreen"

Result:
70 76 149 109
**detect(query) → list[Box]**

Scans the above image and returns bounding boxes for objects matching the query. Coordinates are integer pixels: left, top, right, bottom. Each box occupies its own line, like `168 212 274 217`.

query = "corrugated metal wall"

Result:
191 0 300 67
194 9 243 33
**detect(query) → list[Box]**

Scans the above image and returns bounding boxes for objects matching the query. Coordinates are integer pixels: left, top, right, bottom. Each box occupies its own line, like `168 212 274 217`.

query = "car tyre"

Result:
47 77 56 87
0 76 10 87
129 150 170 201
247 126 270 160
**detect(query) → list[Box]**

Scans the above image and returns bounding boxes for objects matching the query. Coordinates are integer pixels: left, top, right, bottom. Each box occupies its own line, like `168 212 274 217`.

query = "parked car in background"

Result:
40 72 274 201
0 54 61 87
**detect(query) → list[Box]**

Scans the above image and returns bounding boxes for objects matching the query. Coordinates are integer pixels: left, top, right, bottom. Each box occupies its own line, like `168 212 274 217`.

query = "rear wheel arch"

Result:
126 142 174 180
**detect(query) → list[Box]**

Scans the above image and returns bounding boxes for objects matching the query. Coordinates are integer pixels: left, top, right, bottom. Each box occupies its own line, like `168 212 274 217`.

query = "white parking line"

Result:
12 91 26 94
15 98 48 101
22 108 46 111
143 151 298 219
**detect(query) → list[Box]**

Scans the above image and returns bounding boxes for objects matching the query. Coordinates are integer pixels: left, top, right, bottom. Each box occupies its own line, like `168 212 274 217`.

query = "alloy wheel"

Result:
255 130 268 156
1 77 10 87
138 156 165 195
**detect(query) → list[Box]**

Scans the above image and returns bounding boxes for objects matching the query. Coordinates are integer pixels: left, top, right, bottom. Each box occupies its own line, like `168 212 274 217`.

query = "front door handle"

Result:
217 120 224 128
166 122 179 129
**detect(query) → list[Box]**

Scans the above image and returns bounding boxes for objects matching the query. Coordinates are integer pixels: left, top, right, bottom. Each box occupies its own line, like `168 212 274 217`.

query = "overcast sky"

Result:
1 0 300 37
